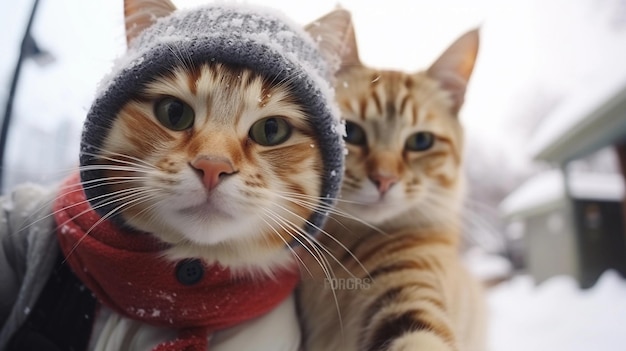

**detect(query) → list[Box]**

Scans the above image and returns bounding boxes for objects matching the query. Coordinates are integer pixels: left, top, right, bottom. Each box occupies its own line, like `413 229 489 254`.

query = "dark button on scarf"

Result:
176 259 205 285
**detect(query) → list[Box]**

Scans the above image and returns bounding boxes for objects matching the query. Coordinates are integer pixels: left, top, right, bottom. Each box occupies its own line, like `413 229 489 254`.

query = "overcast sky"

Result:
1 0 625 182
0 0 532 143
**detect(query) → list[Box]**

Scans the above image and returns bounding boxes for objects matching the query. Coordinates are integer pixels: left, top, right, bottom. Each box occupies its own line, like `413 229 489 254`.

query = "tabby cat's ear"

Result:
305 8 361 75
426 29 479 115
124 0 177 46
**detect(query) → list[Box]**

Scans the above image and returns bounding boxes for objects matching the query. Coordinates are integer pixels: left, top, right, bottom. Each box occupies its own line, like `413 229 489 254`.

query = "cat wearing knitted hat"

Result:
0 1 352 350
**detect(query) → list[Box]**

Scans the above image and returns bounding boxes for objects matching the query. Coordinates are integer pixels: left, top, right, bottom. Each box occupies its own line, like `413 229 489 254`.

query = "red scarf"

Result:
53 175 299 351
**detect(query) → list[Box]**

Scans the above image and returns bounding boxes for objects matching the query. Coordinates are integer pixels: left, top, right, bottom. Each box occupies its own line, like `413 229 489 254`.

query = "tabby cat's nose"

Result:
191 157 235 191
369 173 398 195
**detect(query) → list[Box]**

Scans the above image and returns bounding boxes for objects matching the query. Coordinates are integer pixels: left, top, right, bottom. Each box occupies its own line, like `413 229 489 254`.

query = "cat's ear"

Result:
124 0 177 46
426 29 479 115
305 8 361 75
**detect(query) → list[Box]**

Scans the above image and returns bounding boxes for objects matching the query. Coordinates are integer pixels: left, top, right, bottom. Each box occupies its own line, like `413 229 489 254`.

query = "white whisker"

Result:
276 191 368 205
262 207 345 333
266 202 366 279
63 190 162 262
17 184 154 234
258 212 313 278
277 193 387 236
80 143 160 170
52 186 153 229
83 151 157 170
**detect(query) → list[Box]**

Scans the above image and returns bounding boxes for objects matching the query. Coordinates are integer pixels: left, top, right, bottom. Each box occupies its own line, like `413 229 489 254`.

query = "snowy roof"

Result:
529 70 626 164
500 170 624 218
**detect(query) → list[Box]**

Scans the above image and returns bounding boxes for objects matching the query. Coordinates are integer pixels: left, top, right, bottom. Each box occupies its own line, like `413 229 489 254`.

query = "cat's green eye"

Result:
249 117 292 146
344 121 367 146
405 131 435 151
154 97 195 131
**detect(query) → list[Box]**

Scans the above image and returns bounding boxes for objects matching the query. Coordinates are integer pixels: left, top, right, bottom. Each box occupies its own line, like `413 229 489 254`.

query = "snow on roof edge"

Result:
500 170 624 217
528 71 626 162
500 170 565 218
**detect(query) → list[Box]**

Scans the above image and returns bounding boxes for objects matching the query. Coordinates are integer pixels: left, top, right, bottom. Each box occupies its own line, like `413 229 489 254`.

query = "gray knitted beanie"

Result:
79 4 344 237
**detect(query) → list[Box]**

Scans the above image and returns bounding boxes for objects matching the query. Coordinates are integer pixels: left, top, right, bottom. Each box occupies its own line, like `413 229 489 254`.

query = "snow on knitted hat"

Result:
79 3 346 237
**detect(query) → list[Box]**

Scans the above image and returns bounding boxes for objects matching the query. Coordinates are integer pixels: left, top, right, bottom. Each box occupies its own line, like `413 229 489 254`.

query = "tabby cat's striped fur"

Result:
100 0 352 275
298 22 486 351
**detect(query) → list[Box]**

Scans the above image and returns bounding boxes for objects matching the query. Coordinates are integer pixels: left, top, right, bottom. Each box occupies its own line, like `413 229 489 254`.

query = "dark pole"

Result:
0 0 41 193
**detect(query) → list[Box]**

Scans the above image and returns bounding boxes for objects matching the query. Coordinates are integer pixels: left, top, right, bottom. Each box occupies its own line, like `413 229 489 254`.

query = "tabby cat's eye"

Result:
344 121 367 146
405 131 435 151
154 97 195 131
249 117 292 146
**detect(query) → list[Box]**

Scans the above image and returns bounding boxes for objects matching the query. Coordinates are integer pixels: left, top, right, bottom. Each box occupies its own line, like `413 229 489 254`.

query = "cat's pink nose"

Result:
191 157 235 191
369 174 398 195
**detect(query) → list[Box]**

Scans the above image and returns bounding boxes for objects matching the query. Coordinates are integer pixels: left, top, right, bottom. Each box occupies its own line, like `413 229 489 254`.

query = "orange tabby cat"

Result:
298 19 487 351
0 2 353 350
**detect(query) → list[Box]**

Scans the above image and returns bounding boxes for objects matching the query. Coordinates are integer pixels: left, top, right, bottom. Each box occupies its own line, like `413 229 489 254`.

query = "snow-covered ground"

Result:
488 270 626 351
